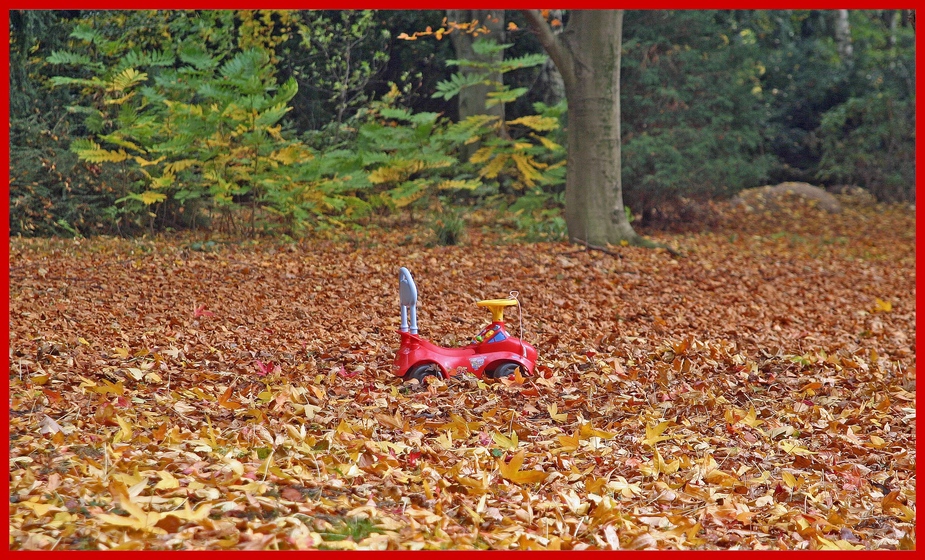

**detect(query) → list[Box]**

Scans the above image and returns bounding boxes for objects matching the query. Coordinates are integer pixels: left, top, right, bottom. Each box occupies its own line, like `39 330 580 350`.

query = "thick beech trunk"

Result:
524 10 646 247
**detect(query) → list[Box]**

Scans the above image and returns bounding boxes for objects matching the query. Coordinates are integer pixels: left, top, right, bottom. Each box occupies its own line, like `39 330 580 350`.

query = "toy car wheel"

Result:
404 363 440 383
490 361 523 379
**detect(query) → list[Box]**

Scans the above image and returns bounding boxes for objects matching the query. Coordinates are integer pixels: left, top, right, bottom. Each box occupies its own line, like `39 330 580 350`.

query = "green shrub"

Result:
817 95 915 202
429 208 467 246
621 10 773 218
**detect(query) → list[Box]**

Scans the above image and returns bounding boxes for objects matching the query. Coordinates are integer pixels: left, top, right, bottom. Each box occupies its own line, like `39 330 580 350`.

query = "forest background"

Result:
8 9 916 239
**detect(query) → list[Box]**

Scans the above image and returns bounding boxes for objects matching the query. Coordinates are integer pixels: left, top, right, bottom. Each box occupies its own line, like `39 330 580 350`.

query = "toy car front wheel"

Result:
490 361 524 379
404 363 441 383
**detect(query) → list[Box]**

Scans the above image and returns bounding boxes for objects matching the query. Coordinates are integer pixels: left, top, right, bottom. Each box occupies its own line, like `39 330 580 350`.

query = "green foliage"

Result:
504 189 567 242
621 10 774 217
814 12 915 201
817 95 914 202
14 9 914 238
428 207 467 246
9 10 150 237
336 86 482 212
9 112 141 237
288 10 391 127
46 13 326 234
435 39 566 193
747 10 914 201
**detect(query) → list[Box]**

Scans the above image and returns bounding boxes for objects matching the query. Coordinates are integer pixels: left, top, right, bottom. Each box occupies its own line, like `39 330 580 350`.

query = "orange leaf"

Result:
218 386 243 410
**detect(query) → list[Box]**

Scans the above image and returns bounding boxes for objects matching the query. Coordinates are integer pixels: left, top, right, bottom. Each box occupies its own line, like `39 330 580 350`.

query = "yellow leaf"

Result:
652 448 680 475
703 466 737 486
609 476 643 498
20 500 65 517
579 423 616 440
554 429 580 453
548 403 567 423
741 406 764 429
469 146 494 165
479 154 509 179
642 420 673 447
435 431 453 450
781 471 797 488
133 155 166 167
115 416 133 442
779 440 816 456
437 179 480 191
492 431 518 450
510 153 543 187
506 115 559 132
874 298 892 312
499 450 547 485
161 501 213 524
138 191 167 205
531 132 562 151
154 470 179 490
368 166 404 185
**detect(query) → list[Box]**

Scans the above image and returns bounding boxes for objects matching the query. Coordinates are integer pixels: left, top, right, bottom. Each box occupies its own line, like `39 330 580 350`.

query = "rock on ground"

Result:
732 182 844 214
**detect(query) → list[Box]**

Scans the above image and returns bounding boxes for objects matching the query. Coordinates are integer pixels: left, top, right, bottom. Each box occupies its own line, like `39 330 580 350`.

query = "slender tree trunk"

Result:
447 9 505 123
524 9 649 248
447 10 505 160
889 10 900 48
834 9 853 63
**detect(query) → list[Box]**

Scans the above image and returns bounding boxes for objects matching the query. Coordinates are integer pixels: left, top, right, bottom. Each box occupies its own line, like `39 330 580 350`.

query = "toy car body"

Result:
392 267 538 381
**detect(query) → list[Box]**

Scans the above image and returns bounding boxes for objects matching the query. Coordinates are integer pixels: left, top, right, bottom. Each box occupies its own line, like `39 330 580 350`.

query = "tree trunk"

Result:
834 9 853 63
524 9 647 248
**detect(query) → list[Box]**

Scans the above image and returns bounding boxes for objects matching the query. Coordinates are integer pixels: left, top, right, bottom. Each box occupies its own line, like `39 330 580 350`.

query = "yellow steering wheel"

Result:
476 299 519 322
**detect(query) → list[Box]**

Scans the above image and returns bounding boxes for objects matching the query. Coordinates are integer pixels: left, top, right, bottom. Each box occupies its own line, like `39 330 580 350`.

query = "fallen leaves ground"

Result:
8 197 916 550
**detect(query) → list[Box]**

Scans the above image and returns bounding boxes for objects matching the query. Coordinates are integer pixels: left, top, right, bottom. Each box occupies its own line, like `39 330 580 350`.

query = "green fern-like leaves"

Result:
108 68 148 92
47 50 102 69
71 139 131 163
432 73 486 100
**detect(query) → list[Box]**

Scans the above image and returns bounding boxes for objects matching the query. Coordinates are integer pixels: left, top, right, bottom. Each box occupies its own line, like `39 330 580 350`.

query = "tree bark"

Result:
834 9 853 63
523 9 649 248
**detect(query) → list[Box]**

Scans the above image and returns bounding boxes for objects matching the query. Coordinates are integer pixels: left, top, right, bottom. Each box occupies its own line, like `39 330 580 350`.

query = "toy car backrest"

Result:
399 267 418 334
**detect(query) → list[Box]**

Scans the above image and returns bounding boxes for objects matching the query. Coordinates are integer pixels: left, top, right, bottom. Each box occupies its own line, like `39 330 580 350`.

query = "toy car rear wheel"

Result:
404 363 441 383
490 361 523 379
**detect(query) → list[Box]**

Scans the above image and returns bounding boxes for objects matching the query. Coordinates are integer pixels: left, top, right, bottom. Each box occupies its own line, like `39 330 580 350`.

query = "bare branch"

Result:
520 9 575 93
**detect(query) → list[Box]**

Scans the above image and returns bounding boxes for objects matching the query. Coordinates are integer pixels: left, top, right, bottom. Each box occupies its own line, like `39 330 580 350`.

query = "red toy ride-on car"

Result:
393 267 538 382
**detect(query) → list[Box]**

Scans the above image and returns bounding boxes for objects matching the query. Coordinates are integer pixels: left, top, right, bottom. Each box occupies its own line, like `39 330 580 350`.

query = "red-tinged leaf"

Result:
338 365 359 378
519 385 539 397
193 305 214 318
255 359 273 376
42 389 62 404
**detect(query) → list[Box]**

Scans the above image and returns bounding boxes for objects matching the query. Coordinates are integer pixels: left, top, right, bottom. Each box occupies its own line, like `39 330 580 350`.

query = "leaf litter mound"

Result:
8 197 915 550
